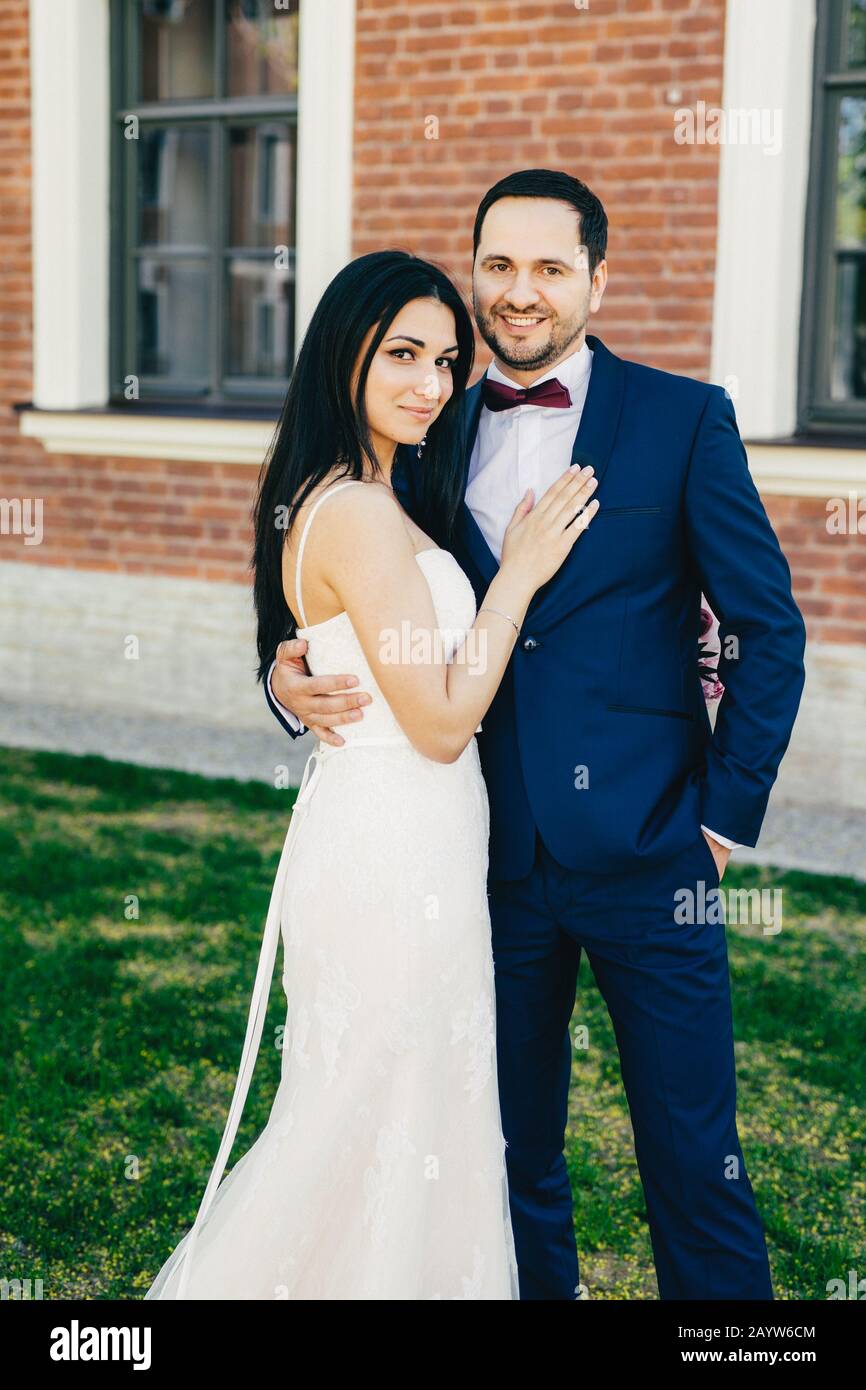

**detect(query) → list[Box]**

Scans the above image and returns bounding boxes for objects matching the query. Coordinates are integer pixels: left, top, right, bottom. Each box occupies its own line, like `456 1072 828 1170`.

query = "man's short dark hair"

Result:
473 169 608 276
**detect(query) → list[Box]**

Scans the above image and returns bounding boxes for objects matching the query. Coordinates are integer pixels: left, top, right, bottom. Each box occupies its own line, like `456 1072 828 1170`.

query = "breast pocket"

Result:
607 703 695 721
598 506 663 516
589 507 671 594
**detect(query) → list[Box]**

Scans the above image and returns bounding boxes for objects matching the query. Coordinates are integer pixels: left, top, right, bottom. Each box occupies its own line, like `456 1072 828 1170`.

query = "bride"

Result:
144 250 599 1300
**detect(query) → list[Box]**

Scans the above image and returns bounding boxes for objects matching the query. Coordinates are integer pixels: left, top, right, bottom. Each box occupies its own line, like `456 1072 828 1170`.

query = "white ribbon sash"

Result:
175 741 338 1298
173 732 412 1297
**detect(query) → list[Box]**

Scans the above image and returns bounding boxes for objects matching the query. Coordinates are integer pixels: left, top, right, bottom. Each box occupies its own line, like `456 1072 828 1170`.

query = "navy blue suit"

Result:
265 334 806 1299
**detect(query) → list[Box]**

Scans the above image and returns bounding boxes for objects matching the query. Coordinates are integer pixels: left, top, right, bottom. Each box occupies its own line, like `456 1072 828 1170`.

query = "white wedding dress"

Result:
144 479 519 1300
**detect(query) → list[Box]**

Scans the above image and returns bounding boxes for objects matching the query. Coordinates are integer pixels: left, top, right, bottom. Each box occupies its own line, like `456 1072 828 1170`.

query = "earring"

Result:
417 434 427 459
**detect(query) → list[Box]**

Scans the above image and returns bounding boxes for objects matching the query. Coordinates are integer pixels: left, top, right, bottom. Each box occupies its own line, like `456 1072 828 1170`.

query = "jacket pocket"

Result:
598 506 663 516
607 703 695 721
695 830 722 889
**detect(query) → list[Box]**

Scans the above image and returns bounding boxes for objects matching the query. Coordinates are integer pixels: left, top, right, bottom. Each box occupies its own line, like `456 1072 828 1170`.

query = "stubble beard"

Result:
474 300 589 373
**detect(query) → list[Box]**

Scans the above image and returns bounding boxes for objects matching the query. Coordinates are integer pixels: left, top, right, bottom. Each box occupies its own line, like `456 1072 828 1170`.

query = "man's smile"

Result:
498 311 549 334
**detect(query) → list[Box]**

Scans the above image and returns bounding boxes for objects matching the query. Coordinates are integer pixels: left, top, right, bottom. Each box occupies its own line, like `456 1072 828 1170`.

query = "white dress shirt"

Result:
267 341 737 852
465 341 594 561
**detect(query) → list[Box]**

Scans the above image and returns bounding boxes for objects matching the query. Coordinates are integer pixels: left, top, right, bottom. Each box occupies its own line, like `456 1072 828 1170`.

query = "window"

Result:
110 0 299 410
800 0 866 434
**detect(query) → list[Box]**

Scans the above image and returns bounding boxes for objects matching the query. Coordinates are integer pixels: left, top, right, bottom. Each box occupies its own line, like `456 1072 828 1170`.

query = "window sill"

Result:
17 406 277 464
17 412 864 489
743 440 866 497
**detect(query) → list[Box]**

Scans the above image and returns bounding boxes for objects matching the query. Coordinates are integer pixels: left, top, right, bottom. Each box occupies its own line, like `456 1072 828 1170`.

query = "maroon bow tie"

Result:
481 376 573 412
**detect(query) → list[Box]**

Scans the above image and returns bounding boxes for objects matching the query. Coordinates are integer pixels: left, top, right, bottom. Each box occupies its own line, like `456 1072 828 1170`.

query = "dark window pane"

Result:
141 0 215 101
830 98 866 400
121 1 298 402
139 127 211 246
830 256 866 399
138 257 210 382
846 0 866 67
835 95 866 249
226 0 299 97
228 123 295 248
226 259 293 378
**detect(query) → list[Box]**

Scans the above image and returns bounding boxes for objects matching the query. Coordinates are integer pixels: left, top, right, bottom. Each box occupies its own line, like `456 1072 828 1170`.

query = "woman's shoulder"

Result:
292 468 393 514
290 471 404 553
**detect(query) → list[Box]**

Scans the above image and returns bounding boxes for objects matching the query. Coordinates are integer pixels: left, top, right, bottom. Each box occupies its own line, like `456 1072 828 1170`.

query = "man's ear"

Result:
589 259 608 313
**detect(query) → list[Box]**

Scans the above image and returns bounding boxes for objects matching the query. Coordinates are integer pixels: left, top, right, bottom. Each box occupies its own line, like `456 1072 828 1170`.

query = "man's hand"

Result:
273 637 371 747
702 829 732 883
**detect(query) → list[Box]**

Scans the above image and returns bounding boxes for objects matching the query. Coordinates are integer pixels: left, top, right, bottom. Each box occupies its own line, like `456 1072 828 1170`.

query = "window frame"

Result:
108 0 299 413
799 0 866 435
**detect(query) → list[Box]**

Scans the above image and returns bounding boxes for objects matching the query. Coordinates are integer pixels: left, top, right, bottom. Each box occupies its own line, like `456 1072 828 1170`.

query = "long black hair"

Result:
251 250 475 683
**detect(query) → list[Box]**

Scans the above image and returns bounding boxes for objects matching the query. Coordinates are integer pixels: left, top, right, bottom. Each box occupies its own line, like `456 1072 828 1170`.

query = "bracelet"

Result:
479 605 521 636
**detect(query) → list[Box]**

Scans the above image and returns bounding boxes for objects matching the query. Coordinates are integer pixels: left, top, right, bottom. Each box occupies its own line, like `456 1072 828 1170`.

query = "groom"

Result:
263 169 806 1300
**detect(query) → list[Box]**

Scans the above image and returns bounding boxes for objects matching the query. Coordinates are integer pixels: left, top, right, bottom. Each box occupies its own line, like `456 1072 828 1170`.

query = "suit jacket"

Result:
266 333 807 880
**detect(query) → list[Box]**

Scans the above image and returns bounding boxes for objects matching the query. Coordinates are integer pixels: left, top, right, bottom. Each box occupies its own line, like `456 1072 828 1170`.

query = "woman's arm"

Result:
313 467 598 763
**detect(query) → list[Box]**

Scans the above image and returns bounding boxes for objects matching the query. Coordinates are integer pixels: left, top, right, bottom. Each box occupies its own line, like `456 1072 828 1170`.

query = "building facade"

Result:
1 0 863 808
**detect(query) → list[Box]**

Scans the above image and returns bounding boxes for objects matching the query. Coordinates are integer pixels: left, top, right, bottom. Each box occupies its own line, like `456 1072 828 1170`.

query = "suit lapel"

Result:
456 381 499 588
524 333 625 628
398 334 626 626
568 333 625 486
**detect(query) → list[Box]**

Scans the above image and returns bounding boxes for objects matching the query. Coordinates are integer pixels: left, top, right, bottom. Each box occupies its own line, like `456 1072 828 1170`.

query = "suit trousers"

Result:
487 826 774 1301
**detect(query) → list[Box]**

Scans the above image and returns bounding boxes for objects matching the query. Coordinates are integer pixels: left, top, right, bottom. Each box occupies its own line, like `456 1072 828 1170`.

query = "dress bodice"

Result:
293 482 479 746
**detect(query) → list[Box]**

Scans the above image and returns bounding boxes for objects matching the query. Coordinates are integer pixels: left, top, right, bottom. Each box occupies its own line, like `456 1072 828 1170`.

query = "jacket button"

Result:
522 636 541 651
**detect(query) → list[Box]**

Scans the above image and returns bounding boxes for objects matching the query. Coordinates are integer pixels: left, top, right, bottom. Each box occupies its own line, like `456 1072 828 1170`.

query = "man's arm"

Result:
262 638 372 747
265 659 307 738
685 387 807 847
701 826 739 850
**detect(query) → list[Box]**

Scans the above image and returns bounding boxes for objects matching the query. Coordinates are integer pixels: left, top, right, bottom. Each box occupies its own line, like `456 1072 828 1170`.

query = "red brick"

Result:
1 0 852 643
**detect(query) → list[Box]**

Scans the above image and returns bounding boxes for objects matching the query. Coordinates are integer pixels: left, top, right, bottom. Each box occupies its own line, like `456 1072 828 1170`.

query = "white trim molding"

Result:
20 411 866 486
23 0 355 454
29 0 110 409
711 0 817 443
295 0 355 343
17 410 276 464
746 442 866 497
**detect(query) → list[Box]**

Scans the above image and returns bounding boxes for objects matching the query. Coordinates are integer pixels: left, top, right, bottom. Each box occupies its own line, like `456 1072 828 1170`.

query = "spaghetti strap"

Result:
294 480 366 628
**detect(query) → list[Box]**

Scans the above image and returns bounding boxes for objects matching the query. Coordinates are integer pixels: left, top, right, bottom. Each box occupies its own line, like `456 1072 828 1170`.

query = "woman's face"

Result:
356 297 460 463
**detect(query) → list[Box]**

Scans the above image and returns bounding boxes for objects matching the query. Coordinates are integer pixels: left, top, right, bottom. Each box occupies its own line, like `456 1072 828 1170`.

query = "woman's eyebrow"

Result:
384 335 459 351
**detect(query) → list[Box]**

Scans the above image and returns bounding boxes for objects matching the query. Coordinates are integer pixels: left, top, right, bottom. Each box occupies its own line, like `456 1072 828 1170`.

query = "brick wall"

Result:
0 0 33 542
0 0 861 648
765 496 866 647
1 451 260 585
0 0 254 586
353 0 726 374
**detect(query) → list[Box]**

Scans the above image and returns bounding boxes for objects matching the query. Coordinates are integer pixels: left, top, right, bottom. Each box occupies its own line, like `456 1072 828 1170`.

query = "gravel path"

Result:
0 697 314 790
2 698 862 882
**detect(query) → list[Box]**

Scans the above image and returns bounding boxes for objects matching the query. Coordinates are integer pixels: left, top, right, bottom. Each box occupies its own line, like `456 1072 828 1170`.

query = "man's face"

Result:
472 196 607 378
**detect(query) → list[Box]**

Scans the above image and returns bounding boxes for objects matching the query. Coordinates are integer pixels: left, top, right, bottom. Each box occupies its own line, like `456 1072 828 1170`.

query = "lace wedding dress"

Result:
144 479 520 1300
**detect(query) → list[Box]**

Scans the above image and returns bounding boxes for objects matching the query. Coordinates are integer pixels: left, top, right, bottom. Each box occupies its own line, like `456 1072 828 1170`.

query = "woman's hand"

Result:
500 464 599 594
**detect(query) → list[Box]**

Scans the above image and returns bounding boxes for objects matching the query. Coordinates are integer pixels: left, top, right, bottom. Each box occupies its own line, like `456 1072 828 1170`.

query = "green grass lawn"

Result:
0 746 862 1300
